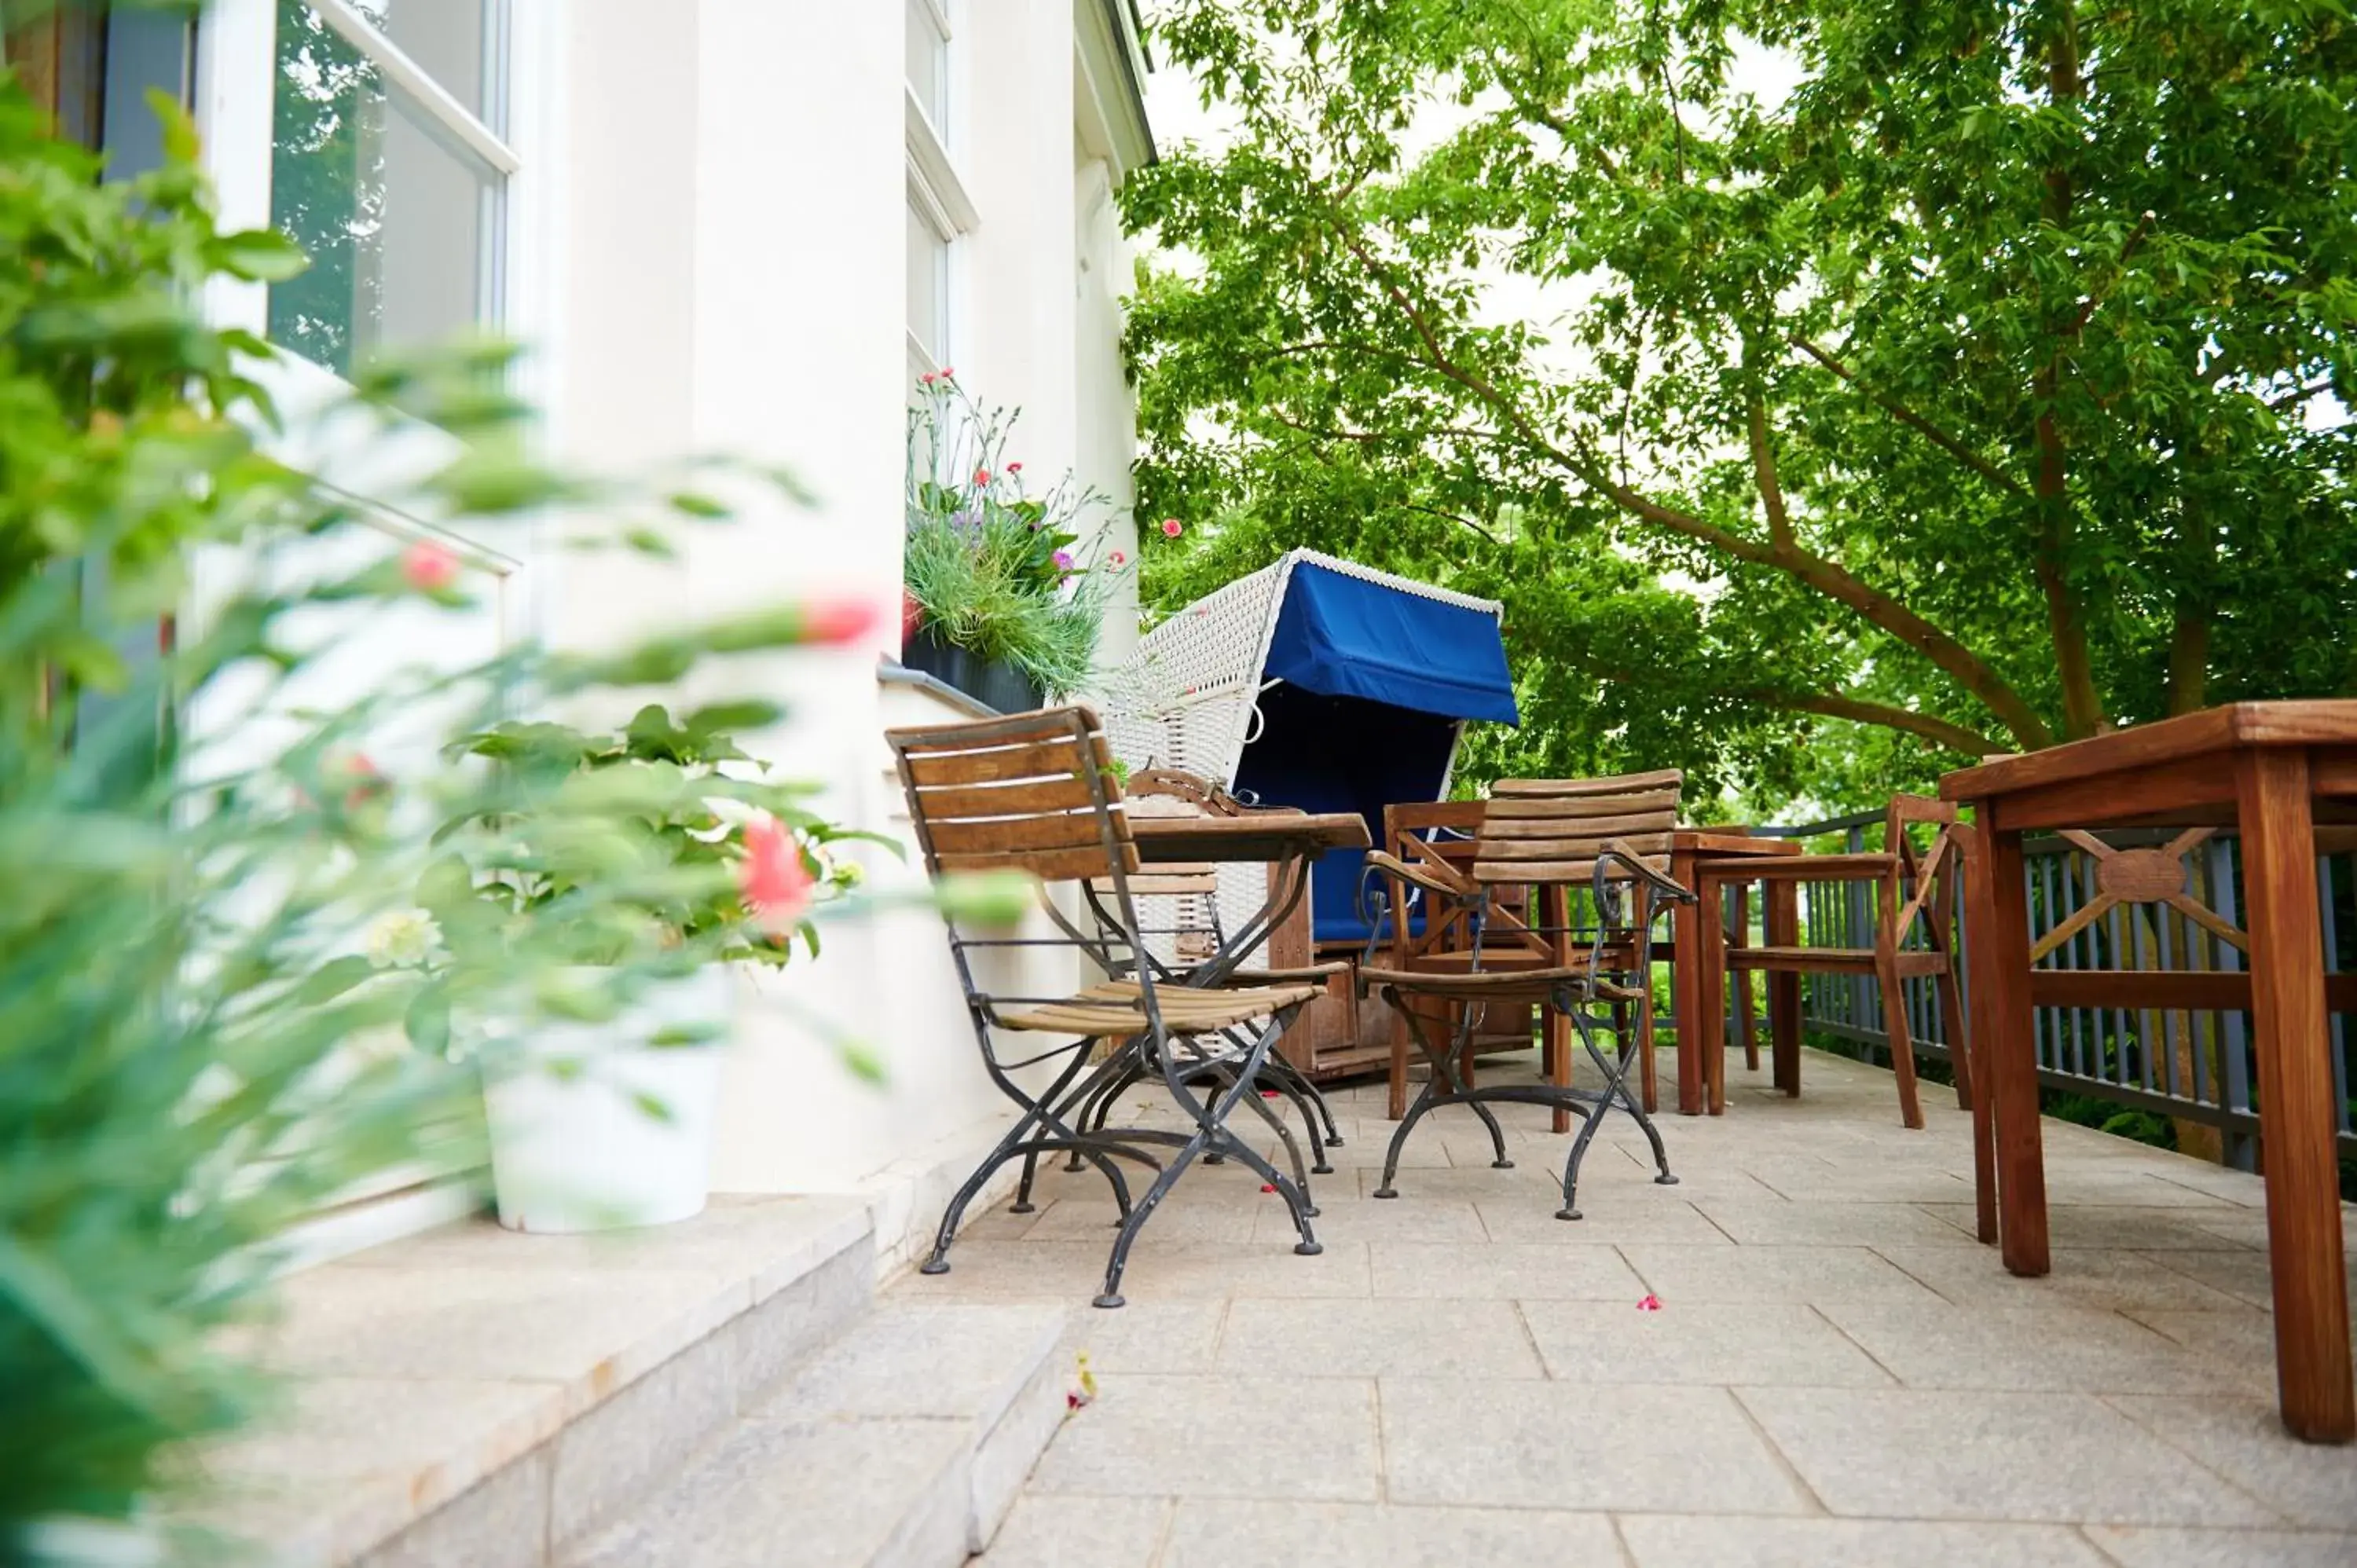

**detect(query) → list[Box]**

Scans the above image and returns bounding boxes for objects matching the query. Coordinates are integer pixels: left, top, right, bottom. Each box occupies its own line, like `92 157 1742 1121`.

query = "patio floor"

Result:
901 1046 2357 1566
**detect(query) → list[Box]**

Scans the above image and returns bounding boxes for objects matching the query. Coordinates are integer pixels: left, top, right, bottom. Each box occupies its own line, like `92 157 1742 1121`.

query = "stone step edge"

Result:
346 1213 878 1568
556 1301 1074 1568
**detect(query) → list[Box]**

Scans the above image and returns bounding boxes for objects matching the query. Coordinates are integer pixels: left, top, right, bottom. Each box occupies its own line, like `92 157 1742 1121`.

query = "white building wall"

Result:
540 1 1145 1201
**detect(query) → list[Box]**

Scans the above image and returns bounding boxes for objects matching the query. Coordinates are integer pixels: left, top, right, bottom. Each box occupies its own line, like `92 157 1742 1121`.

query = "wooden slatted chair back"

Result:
887 705 1138 884
1474 768 1683 887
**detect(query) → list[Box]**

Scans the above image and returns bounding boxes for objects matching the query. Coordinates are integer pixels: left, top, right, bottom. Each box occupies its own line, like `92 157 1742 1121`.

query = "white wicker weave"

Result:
1093 550 1505 957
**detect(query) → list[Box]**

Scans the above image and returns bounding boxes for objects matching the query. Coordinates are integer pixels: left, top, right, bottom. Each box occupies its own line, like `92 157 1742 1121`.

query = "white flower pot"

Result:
482 969 731 1233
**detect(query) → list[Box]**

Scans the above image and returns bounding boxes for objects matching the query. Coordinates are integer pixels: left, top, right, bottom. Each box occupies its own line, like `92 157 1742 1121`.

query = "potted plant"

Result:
902 372 1130 710
399 705 872 1233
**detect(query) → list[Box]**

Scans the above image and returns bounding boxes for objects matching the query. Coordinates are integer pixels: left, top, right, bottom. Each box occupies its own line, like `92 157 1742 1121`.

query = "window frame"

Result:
904 0 972 378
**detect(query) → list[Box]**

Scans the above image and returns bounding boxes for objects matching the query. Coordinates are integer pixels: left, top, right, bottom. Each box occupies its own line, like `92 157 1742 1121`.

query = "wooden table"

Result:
1124 811 1372 987
1669 831 1800 1116
1941 702 2357 1443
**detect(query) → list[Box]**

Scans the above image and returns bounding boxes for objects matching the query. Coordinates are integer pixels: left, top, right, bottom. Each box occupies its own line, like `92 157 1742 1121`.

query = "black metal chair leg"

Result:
1372 1072 1443 1200
1226 1063 1318 1211
1262 1049 1344 1147
1581 1009 1677 1185
1094 1129 1208 1310
1010 1149 1043 1214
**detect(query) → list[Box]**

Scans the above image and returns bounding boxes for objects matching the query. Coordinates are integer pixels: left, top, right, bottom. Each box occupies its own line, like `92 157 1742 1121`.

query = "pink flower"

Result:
339 753 387 811
739 813 815 930
1006 461 1023 474
938 365 955 378
1052 549 1075 570
919 371 937 386
402 539 460 592
1637 1294 1662 1312
1109 551 1127 567
973 467 991 486
801 598 878 646
1160 518 1182 538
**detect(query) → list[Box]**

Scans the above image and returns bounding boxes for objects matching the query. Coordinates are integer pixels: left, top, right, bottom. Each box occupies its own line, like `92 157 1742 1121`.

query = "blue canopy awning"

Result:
1262 561 1519 725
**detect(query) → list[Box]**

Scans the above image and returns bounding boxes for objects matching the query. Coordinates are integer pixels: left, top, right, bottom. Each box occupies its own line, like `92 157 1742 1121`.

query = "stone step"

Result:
207 1196 879 1568
559 1302 1072 1568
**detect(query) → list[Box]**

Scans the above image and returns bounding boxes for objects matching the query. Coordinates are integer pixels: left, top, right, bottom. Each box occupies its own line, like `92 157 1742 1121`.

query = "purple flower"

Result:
1053 549 1075 570
949 510 978 531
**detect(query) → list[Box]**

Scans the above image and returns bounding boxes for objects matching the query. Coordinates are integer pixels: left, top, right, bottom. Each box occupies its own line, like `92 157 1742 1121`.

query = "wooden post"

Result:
1671 842 1704 1115
2233 749 2355 1443
1765 881 1802 1096
1970 811 2047 1273
1697 870 1728 1116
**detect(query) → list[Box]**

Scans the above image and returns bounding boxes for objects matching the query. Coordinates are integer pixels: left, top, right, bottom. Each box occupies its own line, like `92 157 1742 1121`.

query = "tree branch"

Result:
1785 335 2028 499
1329 224 2056 750
1743 690 1999 756
1747 394 1792 548
1398 501 1500 545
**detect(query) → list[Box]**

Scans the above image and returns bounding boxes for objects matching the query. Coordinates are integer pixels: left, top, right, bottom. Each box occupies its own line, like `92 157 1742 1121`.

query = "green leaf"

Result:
208 229 310 283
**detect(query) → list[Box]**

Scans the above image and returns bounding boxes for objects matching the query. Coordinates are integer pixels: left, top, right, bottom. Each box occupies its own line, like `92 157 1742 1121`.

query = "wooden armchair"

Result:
1693 794 1971 1129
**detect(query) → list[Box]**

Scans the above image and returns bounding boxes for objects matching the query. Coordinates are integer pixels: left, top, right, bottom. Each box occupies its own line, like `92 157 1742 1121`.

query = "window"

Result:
904 0 968 380
904 0 948 132
266 0 513 379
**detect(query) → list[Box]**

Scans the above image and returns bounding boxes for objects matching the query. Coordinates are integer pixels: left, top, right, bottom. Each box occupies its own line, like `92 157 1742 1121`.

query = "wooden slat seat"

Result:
1727 946 1950 978
1362 965 1648 1002
1225 961 1354 985
998 980 1321 1036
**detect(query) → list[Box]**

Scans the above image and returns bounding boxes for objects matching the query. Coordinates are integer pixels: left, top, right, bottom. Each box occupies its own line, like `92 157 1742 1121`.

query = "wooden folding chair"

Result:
1359 772 1696 1219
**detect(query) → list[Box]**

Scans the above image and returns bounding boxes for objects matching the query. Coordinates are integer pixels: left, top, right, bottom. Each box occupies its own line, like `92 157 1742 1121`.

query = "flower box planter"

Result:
900 624 1043 716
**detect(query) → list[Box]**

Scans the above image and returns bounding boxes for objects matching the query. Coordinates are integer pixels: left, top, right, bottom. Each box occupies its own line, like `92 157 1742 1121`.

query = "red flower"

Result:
801 597 878 646
919 371 938 385
1259 1184 1277 1193
1006 461 1023 474
1637 1294 1662 1312
939 365 955 378
973 467 991 486
401 539 460 592
739 813 815 929
1160 518 1182 538
1109 551 1127 567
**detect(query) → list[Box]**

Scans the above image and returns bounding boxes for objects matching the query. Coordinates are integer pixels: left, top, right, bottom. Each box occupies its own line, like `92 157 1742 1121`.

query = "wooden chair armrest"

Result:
1365 849 1475 900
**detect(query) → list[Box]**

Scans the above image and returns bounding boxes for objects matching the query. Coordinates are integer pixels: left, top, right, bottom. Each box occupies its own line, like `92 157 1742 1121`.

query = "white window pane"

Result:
905 0 947 130
907 200 948 364
344 0 497 123
269 2 502 379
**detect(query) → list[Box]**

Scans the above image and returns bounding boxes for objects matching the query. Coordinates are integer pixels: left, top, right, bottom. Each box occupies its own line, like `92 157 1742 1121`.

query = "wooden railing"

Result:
1747 811 2357 1162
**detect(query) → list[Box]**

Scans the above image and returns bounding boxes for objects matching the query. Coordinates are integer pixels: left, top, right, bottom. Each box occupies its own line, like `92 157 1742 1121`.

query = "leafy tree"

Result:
1125 0 2357 808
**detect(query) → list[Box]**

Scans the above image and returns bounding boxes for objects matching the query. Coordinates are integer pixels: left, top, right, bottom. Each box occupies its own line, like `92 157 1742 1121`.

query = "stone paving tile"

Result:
1380 1378 1810 1515
1521 1300 1896 1388
1058 1300 1227 1374
1819 1301 2260 1396
2103 1395 2357 1530
1736 1387 2282 1526
1369 1240 1648 1302
1157 1499 1625 1567
1919 1203 2262 1251
978 1494 1172 1566
1741 1161 1978 1207
1619 1244 1945 1306
2137 1245 2357 1313
1019 1194 1259 1245
1218 1297 1547 1380
1474 1197 1736 1246
1694 1199 1980 1249
2081 1526 2357 1566
1875 1246 2255 1314
896 1237 1373 1302
1252 1194 1488 1246
1615 1514 2108 1566
2034 1171 2245 1210
1025 1374 1380 1502
1352 1165 1556 1203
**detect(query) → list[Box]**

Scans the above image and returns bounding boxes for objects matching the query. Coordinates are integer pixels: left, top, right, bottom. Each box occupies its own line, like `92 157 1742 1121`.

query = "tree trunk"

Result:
2033 9 2105 741
2168 605 2211 716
